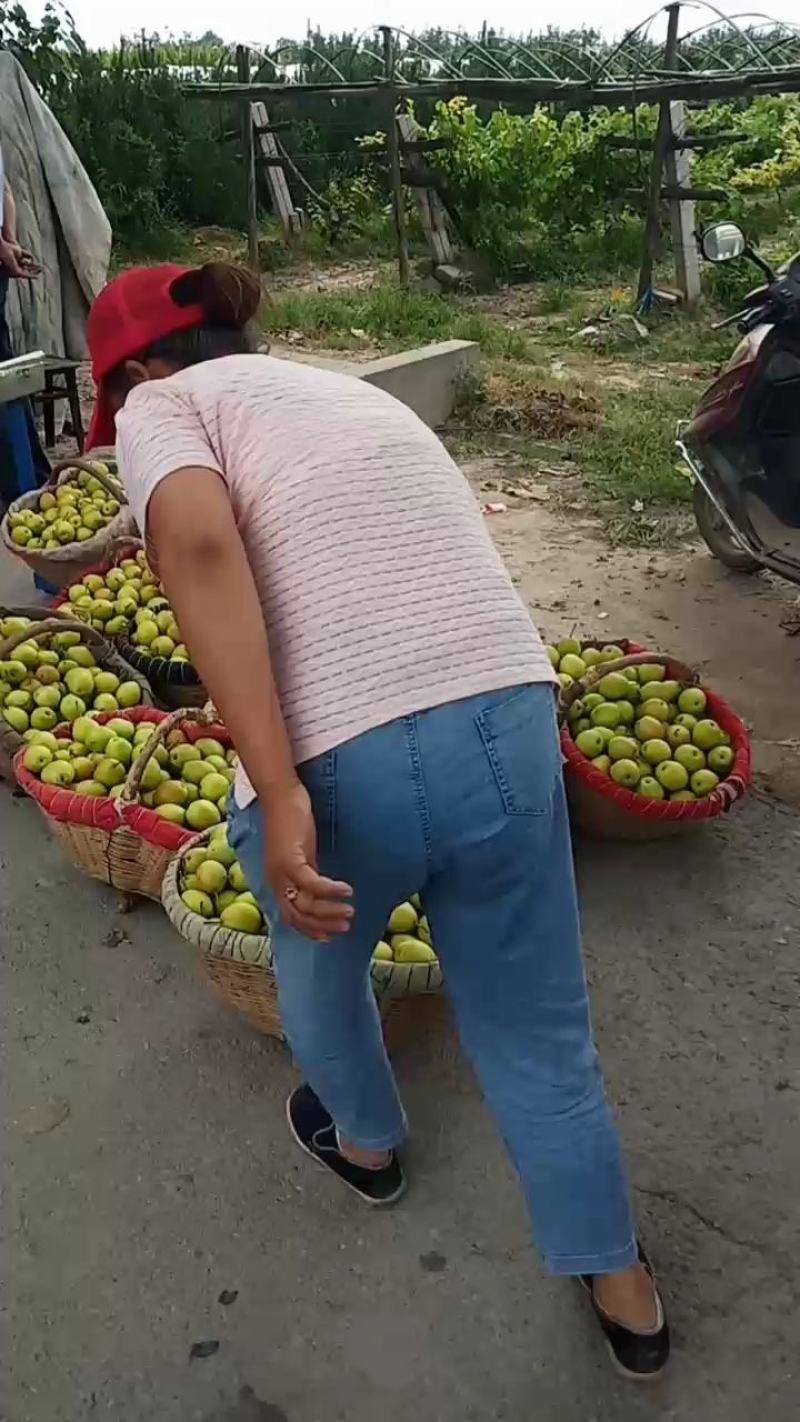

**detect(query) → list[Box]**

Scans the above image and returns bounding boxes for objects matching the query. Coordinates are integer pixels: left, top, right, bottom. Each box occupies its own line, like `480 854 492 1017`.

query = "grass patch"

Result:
261 283 530 358
577 383 693 506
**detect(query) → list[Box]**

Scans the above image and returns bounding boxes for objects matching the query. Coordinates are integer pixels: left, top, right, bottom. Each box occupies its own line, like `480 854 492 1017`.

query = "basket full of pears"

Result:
1 457 135 588
14 705 236 898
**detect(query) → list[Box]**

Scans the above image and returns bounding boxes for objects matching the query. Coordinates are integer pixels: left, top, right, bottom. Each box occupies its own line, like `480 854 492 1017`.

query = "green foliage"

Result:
3 7 798 275
45 56 241 248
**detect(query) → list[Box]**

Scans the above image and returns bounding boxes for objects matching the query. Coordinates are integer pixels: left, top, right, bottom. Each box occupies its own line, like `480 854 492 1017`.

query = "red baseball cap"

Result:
86 265 205 449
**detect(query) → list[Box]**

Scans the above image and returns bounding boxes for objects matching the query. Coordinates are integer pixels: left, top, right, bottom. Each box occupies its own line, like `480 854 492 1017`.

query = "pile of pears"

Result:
179 826 268 960
7 462 122 550
20 716 237 825
373 897 438 966
550 639 734 802
0 615 143 739
64 548 191 664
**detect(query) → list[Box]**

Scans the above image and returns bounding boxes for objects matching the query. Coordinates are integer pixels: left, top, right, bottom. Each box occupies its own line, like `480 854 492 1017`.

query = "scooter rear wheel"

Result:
693 483 761 574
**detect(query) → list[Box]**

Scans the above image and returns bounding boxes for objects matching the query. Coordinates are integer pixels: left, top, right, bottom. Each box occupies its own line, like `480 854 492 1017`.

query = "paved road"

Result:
4 777 799 1422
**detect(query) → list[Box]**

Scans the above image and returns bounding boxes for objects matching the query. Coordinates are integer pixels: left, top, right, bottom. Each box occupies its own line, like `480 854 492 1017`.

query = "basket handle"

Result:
120 705 217 805
53 457 126 505
0 614 113 661
560 651 699 714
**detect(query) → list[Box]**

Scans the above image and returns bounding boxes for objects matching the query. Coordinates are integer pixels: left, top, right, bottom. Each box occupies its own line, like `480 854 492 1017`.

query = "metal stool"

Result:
31 355 85 453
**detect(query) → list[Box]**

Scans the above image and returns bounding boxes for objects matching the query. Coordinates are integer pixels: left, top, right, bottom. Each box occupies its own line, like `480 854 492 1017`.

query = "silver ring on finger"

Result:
285 884 299 904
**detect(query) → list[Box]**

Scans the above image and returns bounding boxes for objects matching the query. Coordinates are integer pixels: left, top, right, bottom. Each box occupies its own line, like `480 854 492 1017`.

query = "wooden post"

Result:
251 101 302 249
381 27 410 289
236 45 259 273
636 3 681 305
665 99 701 302
396 112 456 267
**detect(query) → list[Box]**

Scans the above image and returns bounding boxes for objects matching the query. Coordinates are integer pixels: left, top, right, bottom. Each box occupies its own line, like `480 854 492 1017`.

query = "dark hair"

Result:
106 262 262 396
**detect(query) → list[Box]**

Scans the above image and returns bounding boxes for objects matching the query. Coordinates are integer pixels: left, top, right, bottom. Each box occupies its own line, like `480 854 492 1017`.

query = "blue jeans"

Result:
229 684 637 1276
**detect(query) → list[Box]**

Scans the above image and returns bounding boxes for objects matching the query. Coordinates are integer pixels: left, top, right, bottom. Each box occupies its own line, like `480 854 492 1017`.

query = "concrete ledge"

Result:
359 340 480 428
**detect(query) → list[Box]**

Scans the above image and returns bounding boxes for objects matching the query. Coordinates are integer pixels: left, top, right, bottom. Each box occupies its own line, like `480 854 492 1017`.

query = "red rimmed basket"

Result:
14 706 232 897
53 539 207 710
559 643 751 839
0 613 152 782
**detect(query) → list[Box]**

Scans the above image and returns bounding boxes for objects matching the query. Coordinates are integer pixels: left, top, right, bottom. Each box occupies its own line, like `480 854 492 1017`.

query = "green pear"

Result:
117 681 142 708
199 771 229 803
94 670 120 696
40 759 75 786
183 847 210 875
196 860 228 895
138 759 165 793
59 694 86 723
227 861 248 893
154 780 189 807
106 718 135 741
28 730 59 749
182 759 213 787
181 889 215 918
387 901 418 934
94 757 126 788
221 901 263 934
392 934 436 964
3 706 29 733
185 799 221 830
105 736 133 766
23 744 54 774
155 803 186 824
33 685 62 710
30 707 58 732
170 744 202 770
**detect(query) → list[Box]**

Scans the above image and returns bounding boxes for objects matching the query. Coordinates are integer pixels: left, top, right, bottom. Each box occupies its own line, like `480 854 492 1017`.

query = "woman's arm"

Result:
147 467 353 939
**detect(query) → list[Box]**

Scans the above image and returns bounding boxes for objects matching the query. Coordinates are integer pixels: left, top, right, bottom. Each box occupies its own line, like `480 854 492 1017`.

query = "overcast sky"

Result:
56 1 800 50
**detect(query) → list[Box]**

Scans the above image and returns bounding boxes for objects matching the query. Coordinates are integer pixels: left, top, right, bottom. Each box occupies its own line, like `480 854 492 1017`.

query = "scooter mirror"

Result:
700 222 747 263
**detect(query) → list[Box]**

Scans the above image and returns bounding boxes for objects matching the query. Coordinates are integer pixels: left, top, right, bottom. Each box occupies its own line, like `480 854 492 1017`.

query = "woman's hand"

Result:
264 778 354 941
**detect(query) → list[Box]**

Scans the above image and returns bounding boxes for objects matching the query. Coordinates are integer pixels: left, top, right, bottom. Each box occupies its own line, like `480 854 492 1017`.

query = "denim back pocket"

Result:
476 685 561 816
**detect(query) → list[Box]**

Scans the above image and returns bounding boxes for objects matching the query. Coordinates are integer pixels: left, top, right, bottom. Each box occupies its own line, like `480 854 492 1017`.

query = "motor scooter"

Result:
676 221 800 579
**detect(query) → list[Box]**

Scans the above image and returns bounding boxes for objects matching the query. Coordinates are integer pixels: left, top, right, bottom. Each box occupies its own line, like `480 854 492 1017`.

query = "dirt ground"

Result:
462 459 800 805
3 426 800 1419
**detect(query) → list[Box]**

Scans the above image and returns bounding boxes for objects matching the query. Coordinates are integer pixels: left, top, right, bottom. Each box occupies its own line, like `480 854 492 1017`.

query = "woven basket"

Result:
115 636 206 709
161 833 282 1037
0 613 152 782
558 645 751 840
13 705 230 897
163 830 449 1043
1 458 136 589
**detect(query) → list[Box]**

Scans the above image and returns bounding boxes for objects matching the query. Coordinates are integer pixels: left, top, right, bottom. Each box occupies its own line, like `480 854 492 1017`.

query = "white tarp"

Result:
0 51 111 359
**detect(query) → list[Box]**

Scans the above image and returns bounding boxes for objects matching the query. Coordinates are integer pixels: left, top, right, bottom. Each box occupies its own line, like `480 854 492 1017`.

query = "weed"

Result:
576 384 694 506
261 283 530 357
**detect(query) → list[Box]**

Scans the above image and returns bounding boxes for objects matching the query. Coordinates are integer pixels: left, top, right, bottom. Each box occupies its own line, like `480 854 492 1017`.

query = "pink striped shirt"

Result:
116 354 554 806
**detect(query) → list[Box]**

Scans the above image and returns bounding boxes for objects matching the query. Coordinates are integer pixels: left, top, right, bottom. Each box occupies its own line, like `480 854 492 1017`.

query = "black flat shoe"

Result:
286 1084 406 1207
581 1245 670 1381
